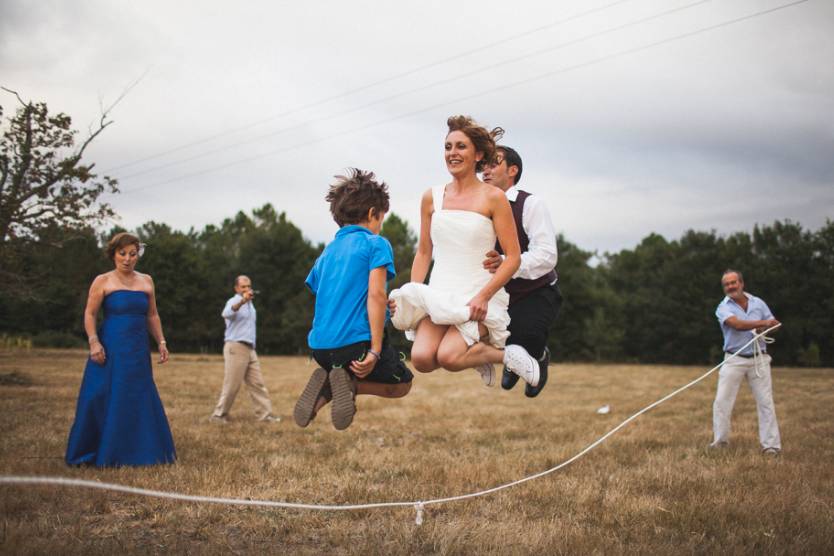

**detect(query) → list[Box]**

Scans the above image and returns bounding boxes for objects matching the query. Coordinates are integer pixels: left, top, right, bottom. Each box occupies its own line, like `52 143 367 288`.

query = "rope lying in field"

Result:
0 325 781 524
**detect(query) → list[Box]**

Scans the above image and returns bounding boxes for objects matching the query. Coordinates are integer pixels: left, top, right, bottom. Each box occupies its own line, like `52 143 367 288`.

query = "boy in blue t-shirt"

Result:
294 168 414 430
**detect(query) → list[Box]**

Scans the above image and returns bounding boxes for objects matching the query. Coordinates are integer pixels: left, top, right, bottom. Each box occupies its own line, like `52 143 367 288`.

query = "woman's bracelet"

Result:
88 335 99 344
159 340 167 346
366 349 381 361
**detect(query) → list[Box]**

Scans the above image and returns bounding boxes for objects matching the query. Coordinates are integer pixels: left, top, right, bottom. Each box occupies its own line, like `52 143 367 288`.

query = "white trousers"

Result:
712 353 781 450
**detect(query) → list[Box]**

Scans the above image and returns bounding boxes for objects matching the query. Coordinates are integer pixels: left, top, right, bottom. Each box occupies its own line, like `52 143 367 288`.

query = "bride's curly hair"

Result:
326 168 390 227
446 115 505 173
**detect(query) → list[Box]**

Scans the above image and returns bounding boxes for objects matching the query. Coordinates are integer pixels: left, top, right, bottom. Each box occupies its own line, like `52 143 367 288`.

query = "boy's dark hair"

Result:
447 115 504 173
497 145 523 185
326 168 390 227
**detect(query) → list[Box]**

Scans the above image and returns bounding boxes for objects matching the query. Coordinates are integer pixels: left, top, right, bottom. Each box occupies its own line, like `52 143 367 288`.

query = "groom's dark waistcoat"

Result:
495 190 557 305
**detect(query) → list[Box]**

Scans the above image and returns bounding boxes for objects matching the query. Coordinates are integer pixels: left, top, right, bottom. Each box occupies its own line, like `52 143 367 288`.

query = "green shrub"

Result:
31 331 85 348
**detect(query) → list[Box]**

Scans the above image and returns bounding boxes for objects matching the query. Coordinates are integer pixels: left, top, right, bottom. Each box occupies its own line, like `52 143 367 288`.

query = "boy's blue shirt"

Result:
306 225 396 349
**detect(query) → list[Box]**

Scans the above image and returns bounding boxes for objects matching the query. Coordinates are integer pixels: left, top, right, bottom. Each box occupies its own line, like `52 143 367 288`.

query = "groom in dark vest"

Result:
482 145 562 397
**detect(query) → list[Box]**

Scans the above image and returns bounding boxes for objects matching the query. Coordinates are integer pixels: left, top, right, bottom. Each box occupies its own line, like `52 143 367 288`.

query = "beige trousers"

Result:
213 341 273 419
712 353 781 450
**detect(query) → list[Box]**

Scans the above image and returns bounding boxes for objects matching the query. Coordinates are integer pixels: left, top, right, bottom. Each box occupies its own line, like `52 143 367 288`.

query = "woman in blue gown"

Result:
66 232 176 467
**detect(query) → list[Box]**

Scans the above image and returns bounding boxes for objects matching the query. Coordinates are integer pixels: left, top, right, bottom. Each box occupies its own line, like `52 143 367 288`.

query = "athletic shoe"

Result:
293 367 329 427
501 365 520 390
209 414 229 424
329 367 357 431
503 345 539 387
260 414 282 423
762 447 781 457
525 346 551 398
475 362 496 387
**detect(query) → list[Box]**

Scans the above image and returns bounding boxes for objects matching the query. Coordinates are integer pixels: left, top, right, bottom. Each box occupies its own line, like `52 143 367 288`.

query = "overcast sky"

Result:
2 0 832 254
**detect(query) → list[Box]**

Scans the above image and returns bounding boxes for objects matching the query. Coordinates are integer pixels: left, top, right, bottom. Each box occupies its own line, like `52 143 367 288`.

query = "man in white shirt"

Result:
210 275 280 423
712 269 781 454
482 146 561 397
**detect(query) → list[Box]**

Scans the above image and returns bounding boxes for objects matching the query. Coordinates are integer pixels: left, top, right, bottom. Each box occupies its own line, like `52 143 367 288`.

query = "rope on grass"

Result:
0 325 781 524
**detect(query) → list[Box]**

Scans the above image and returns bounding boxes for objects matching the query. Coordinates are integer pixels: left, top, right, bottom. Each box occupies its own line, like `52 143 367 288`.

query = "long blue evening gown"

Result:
66 290 176 467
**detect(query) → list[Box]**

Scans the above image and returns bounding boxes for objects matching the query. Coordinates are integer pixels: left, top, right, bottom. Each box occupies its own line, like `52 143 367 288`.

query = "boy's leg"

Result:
294 367 330 428
357 341 414 398
410 318 448 373
357 381 412 398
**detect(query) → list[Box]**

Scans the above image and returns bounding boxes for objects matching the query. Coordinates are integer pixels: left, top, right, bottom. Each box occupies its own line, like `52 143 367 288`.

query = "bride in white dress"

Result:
389 115 540 387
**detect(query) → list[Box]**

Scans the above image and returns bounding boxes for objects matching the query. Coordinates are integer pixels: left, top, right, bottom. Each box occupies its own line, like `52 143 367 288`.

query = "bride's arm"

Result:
476 191 520 300
410 189 434 284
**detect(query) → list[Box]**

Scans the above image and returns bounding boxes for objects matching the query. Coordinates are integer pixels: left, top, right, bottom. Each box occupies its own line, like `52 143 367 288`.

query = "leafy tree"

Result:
0 89 118 290
381 212 417 289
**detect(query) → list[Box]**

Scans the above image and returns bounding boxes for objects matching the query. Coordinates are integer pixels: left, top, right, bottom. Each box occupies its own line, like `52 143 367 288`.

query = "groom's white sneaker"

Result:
475 363 496 387
503 345 540 387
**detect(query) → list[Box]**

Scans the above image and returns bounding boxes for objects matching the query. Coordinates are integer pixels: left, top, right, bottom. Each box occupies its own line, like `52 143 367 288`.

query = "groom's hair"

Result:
497 146 523 185
326 168 390 227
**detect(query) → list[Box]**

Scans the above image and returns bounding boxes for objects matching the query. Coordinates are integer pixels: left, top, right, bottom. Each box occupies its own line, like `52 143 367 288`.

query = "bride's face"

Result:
445 130 482 178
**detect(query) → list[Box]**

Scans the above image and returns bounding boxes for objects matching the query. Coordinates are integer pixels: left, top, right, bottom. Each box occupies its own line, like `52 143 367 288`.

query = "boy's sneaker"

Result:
293 367 329 428
475 363 496 387
329 367 357 430
503 345 539 387
525 347 551 398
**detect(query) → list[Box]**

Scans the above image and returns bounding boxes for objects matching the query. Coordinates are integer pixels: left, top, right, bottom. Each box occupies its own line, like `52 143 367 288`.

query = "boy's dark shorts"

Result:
312 336 413 385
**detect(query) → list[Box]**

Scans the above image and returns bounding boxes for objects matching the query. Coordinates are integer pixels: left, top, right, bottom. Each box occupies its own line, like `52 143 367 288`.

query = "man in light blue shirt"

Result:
211 275 279 423
712 269 781 454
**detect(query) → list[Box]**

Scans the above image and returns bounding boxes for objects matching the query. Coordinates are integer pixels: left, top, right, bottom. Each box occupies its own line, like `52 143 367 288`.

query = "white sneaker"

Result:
503 345 540 387
475 363 496 387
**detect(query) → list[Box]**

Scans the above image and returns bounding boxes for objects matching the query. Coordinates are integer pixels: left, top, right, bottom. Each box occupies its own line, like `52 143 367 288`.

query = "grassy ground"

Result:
1 348 832 554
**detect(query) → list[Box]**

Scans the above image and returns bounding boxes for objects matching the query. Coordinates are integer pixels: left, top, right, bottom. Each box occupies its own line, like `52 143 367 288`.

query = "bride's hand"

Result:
467 294 489 321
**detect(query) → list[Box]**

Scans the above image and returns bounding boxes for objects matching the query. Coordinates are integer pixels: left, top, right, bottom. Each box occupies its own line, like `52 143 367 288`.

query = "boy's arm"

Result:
367 267 387 354
351 267 388 378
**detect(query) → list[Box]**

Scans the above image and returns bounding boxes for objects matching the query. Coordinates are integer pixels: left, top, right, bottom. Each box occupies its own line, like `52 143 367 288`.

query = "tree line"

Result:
2 93 831 366
0 205 831 366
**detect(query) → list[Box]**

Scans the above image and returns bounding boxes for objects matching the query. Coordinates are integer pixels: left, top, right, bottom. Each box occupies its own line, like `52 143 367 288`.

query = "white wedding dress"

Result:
390 185 511 347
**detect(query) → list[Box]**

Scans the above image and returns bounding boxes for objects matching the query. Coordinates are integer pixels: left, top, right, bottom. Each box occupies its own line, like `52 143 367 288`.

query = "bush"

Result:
797 342 821 367
31 331 85 348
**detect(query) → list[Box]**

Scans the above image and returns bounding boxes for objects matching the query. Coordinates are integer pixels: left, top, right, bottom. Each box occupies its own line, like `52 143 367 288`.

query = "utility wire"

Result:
119 0 810 195
104 0 637 173
116 0 710 181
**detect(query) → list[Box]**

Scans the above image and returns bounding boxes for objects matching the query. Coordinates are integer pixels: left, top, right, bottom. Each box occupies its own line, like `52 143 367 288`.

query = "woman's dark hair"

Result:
106 232 141 260
326 168 390 227
446 115 504 173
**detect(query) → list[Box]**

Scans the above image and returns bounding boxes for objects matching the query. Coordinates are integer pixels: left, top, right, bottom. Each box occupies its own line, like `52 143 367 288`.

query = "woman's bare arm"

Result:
145 274 169 363
478 190 520 299
410 188 435 284
84 274 107 363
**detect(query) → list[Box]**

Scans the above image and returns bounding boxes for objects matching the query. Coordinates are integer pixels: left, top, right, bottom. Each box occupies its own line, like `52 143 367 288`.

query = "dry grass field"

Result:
1 348 833 555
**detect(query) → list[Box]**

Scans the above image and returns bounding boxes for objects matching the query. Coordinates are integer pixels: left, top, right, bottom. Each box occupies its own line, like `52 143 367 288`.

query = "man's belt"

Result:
725 351 759 359
235 340 254 349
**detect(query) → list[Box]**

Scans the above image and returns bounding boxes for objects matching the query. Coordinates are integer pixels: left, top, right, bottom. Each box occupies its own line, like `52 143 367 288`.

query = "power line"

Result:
116 0 710 181
104 0 637 173
119 0 811 196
